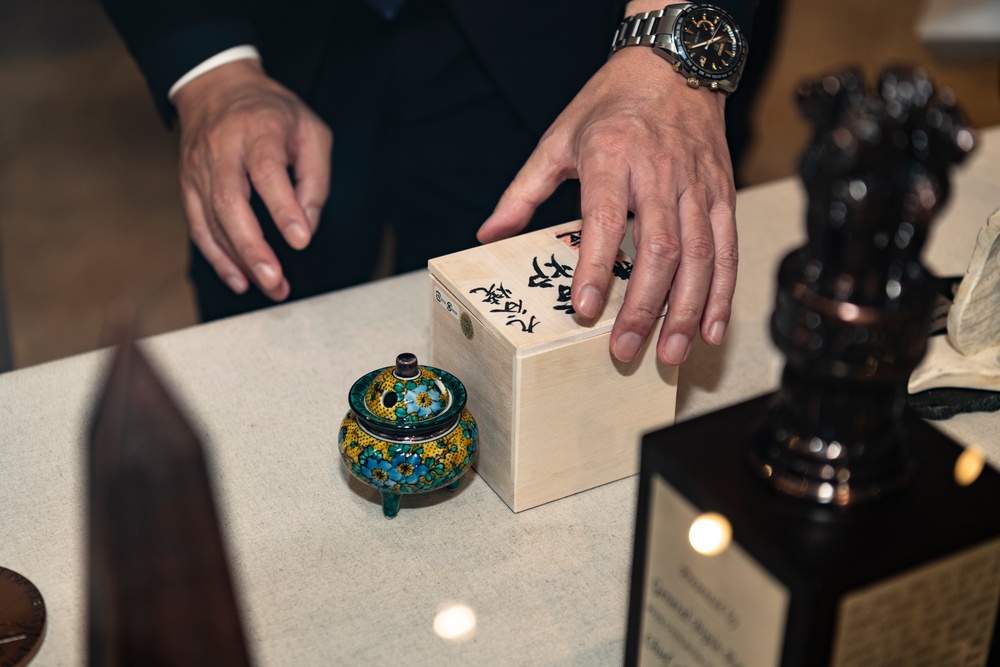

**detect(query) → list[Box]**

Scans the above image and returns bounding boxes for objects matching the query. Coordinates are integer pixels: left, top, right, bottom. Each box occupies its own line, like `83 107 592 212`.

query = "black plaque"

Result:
626 68 1000 666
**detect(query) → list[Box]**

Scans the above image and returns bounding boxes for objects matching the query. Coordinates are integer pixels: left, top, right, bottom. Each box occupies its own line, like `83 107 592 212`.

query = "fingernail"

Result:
225 273 248 294
663 334 690 365
305 206 321 228
253 262 279 287
614 332 643 362
709 320 727 345
578 285 604 318
476 218 493 241
286 223 310 249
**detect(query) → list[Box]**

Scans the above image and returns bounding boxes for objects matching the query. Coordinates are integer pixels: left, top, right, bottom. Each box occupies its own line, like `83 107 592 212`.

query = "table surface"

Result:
2 127 998 667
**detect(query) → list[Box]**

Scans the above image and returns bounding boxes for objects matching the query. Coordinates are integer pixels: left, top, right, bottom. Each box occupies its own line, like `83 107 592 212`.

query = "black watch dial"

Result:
675 5 744 80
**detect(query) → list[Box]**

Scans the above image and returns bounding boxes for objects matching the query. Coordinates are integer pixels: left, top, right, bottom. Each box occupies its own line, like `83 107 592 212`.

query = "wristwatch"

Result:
610 4 748 94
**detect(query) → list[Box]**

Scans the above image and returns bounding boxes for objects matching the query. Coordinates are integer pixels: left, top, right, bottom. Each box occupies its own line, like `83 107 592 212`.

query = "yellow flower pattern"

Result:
339 408 478 495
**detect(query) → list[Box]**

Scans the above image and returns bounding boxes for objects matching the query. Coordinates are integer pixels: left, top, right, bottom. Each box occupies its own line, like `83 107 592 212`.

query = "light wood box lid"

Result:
428 222 635 355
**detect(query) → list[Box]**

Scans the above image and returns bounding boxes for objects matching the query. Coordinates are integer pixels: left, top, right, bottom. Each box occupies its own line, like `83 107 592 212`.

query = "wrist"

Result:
173 59 269 123
168 46 263 103
624 1 688 16
609 47 726 115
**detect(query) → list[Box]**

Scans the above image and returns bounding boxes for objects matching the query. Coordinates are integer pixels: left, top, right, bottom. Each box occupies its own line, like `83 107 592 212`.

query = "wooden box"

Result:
428 221 677 512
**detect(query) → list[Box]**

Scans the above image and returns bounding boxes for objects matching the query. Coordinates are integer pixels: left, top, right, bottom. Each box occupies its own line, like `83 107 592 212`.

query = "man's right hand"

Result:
173 59 333 300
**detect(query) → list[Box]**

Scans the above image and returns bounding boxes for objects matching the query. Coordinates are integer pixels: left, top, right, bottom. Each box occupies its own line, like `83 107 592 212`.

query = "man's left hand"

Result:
477 44 738 367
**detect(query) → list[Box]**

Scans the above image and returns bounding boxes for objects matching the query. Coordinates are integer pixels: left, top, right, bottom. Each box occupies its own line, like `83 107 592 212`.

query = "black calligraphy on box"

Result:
469 282 540 333
470 240 633 333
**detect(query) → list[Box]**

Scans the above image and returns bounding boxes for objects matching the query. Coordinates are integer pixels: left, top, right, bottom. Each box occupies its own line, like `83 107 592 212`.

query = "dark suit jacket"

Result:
102 0 757 137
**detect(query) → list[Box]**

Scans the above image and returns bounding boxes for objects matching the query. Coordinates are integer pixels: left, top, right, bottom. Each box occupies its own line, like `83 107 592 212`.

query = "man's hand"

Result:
173 59 333 300
477 40 737 367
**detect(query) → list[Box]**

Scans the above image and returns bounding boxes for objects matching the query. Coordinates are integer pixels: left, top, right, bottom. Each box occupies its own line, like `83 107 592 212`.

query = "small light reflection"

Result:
848 179 867 201
837 302 861 322
434 603 478 641
817 482 834 503
957 128 975 152
689 513 732 557
836 483 851 505
826 442 843 459
954 448 986 487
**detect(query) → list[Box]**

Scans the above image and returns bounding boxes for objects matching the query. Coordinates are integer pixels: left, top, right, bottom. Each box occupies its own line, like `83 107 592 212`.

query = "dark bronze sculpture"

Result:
626 67 1000 666
752 67 977 504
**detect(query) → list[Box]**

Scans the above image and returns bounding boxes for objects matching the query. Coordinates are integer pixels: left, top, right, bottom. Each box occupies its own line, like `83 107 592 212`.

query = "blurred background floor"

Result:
1 0 998 369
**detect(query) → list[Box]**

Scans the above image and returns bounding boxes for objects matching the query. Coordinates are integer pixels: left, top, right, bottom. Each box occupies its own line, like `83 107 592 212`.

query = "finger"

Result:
656 188 717 365
207 212 291 302
181 183 249 294
292 117 332 234
700 197 738 345
610 195 680 363
572 149 630 320
245 132 312 250
210 153 290 301
477 134 572 244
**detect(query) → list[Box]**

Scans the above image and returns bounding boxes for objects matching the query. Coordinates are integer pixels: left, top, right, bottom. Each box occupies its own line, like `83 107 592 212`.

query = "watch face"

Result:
675 5 745 81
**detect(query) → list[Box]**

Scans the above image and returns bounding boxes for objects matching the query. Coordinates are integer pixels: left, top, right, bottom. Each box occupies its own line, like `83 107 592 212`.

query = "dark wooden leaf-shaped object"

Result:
88 340 250 666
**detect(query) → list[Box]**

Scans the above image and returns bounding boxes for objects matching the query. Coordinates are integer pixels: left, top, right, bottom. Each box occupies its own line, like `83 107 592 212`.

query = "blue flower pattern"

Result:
404 383 442 418
362 456 396 488
341 409 477 496
388 452 429 485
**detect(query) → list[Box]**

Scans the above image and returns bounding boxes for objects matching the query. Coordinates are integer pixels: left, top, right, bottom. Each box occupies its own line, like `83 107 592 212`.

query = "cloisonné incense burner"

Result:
339 353 478 519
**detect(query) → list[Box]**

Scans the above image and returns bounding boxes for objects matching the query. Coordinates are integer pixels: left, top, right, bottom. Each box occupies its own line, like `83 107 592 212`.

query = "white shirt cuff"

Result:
168 45 262 102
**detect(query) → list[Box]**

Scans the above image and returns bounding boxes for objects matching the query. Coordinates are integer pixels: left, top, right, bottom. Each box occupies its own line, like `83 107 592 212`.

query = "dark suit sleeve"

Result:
101 0 257 126
448 0 760 138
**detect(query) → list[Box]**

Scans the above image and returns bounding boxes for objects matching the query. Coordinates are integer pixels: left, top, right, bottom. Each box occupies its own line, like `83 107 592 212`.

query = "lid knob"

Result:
394 353 420 380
